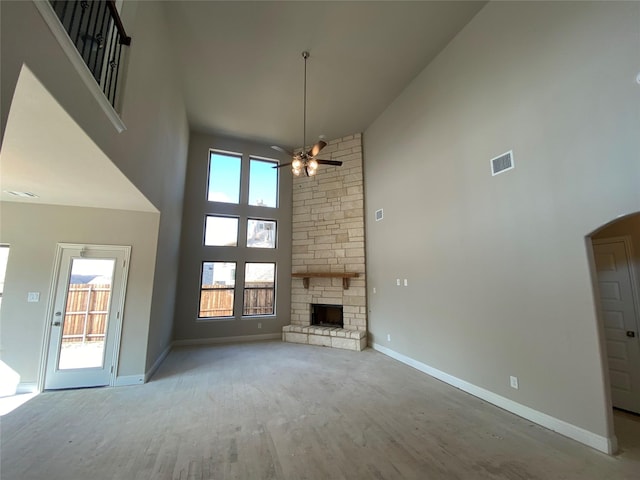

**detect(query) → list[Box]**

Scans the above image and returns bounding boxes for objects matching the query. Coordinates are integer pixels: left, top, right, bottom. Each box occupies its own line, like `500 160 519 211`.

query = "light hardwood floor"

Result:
1 341 638 479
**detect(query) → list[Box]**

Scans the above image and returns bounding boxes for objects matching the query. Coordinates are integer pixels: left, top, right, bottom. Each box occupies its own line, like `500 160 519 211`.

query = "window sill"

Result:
196 317 235 323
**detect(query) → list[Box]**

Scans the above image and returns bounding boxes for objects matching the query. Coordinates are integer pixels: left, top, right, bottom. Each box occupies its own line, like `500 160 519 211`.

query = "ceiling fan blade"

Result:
308 140 327 157
316 159 343 166
272 162 293 169
271 145 294 157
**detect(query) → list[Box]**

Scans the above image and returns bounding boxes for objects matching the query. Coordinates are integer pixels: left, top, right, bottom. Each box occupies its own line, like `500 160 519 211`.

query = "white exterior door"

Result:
593 238 640 414
44 244 129 390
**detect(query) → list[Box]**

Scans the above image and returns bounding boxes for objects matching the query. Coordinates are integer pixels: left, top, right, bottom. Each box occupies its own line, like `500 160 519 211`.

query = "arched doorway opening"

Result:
588 212 640 455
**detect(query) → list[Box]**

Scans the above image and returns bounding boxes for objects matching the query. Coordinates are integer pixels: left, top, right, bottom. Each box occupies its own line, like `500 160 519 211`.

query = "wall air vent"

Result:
375 209 384 222
490 150 514 176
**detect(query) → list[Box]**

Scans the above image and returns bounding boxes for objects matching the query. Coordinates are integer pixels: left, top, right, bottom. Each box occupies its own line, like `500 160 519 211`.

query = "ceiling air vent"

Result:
490 150 514 176
375 209 384 221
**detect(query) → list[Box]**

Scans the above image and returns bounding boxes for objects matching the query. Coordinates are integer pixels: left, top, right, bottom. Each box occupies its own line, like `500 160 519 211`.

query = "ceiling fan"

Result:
271 51 342 177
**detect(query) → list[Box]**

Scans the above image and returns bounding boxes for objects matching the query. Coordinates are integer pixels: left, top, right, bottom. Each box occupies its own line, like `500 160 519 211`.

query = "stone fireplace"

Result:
282 133 367 351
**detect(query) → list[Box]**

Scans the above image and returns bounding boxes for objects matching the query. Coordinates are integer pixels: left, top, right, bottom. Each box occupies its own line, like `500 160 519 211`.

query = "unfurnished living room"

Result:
1 1 639 479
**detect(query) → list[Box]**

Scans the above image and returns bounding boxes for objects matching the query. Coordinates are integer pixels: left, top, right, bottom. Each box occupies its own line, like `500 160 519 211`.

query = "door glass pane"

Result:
249 158 278 208
58 258 115 370
247 219 276 248
208 152 241 203
204 216 238 246
243 263 275 316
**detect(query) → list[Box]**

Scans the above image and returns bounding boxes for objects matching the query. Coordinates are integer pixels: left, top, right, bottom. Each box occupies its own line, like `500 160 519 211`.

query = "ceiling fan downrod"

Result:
302 51 309 161
271 51 341 176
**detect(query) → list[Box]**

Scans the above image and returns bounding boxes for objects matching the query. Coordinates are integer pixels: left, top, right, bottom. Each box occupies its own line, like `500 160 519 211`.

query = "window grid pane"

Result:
243 262 275 316
199 262 236 318
208 152 241 204
249 158 278 208
247 219 276 248
205 216 239 247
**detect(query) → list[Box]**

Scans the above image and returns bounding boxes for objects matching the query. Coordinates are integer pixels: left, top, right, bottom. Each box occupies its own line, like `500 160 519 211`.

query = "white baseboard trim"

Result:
16 382 38 394
371 343 615 454
144 343 173 383
114 375 144 387
173 333 281 347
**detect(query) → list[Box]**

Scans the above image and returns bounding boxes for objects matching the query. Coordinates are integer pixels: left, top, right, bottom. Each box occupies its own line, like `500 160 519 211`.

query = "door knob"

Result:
627 331 636 338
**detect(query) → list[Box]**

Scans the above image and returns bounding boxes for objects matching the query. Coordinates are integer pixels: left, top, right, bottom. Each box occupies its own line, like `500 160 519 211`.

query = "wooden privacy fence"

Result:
199 283 274 317
62 284 111 343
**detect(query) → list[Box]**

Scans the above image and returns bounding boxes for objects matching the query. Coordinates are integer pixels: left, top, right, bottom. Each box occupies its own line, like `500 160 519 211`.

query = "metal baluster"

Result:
67 1 80 47
58 0 69 28
74 0 89 47
104 23 117 104
78 0 95 61
111 40 124 108
91 1 108 83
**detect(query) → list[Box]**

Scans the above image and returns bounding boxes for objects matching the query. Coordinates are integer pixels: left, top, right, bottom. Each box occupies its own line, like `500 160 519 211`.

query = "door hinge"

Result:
110 365 114 373
117 311 120 319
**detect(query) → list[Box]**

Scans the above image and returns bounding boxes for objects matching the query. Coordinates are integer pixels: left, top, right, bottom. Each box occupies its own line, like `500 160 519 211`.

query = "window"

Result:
199 262 236 318
247 219 276 248
243 263 275 316
249 158 278 208
204 216 238 246
208 152 241 203
198 148 283 321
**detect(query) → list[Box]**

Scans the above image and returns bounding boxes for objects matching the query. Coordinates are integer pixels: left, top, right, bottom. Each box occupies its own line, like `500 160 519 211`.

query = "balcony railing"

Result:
49 0 131 109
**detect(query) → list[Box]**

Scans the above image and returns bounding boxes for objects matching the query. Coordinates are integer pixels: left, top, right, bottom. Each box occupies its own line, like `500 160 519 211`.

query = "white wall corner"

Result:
144 342 172 383
371 343 616 455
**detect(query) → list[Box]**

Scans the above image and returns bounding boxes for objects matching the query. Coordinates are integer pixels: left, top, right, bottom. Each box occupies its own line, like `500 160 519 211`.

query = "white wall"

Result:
0 203 159 382
0 1 189 374
364 0 640 446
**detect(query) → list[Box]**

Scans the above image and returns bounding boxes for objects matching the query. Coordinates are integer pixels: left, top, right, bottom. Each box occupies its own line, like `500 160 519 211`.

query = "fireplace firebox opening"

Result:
311 304 343 328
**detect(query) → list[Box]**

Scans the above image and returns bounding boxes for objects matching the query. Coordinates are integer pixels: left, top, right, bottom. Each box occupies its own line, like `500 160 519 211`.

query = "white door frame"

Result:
37 243 131 391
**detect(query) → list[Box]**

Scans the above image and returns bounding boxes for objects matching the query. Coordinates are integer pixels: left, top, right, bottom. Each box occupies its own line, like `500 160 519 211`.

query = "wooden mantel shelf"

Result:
292 272 360 290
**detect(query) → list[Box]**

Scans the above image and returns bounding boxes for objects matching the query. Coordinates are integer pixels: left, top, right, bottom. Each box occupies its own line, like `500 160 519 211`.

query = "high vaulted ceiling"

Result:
166 1 486 149
0 1 486 211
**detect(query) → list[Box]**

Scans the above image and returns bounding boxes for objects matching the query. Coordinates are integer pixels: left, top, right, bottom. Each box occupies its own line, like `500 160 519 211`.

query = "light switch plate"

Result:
27 292 40 302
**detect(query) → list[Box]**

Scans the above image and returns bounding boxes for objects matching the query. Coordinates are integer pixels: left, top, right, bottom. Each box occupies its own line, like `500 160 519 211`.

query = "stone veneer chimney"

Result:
283 133 367 350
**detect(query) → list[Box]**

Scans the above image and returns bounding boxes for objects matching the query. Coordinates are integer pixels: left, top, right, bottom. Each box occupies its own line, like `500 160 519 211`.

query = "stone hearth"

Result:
283 325 367 351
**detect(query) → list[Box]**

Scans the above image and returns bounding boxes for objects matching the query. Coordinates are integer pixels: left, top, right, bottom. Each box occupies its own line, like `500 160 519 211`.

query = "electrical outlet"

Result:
27 292 40 302
510 376 519 390
404 279 408 287
257 322 262 329
396 279 401 286
387 334 391 342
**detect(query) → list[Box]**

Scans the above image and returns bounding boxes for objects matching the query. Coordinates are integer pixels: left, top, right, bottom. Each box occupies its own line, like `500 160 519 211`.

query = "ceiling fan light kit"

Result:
271 51 343 177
